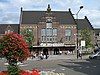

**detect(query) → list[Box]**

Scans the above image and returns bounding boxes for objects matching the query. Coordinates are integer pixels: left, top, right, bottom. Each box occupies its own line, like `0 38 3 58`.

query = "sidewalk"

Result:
47 54 89 60
28 54 89 61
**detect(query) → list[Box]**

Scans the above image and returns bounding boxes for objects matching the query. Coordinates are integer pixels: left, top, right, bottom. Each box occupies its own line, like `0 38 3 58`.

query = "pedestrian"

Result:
31 51 35 59
43 48 48 59
59 51 62 55
79 50 82 59
40 52 43 60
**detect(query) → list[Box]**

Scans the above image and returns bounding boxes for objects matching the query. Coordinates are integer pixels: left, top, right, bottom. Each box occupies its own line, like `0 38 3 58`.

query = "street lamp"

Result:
76 6 83 59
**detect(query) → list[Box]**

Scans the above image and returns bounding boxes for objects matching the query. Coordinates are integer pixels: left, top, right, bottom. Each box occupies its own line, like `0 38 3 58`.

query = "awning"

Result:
33 43 76 48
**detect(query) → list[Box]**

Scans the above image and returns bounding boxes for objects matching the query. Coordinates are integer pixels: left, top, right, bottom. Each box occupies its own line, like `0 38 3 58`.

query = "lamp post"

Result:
76 6 83 59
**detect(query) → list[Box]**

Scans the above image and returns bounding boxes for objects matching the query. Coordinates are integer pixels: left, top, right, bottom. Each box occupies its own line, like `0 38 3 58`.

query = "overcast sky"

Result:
0 0 100 28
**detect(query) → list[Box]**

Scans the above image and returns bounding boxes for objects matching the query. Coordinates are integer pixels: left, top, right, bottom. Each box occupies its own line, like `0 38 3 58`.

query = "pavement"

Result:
47 54 89 60
1 54 100 75
27 54 90 61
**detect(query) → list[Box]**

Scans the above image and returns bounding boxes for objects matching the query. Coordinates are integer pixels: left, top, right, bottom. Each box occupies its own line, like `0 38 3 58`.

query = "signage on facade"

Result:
81 40 85 46
40 43 64 47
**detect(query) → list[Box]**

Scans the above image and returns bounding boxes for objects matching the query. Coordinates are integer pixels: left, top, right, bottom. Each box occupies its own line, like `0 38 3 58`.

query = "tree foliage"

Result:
80 29 93 48
20 28 34 46
0 32 30 75
0 32 30 62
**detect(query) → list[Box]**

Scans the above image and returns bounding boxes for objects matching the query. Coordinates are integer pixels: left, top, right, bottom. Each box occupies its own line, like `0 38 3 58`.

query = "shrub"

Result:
0 32 30 75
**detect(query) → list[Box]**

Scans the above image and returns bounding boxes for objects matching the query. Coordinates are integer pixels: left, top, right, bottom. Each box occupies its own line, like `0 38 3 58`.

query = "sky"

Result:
0 0 100 28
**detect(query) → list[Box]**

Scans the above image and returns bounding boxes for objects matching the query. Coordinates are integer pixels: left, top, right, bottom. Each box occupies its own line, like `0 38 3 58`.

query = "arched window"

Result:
65 29 72 41
41 29 46 42
41 18 58 43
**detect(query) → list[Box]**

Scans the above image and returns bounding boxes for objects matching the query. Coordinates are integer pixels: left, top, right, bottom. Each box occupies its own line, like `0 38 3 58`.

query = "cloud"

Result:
0 0 9 3
79 9 100 28
1 12 19 24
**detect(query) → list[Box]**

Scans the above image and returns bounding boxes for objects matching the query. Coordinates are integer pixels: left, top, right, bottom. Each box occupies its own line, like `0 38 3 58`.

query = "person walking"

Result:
39 52 43 60
79 50 82 59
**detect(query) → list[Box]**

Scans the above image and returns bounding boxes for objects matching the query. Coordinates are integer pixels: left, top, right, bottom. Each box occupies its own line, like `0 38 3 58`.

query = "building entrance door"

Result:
43 48 48 59
54 48 59 55
43 48 48 55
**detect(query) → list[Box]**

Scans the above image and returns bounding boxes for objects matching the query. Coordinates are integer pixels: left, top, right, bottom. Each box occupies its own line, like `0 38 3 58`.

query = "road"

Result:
0 55 100 75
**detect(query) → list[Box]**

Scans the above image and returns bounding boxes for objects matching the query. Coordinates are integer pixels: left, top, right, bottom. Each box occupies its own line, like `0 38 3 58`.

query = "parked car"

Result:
89 51 100 59
94 48 100 53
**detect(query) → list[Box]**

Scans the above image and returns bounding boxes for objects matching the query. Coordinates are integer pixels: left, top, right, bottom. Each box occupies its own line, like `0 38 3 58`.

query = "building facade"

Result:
0 5 96 55
94 29 100 47
19 5 77 54
76 16 95 47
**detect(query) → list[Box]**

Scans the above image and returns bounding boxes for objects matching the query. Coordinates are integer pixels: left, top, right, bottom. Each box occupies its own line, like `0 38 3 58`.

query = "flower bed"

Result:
0 69 40 75
0 33 65 75
0 70 65 75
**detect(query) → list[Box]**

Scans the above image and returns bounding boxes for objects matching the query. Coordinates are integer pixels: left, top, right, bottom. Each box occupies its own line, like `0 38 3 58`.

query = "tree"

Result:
80 29 93 48
20 28 34 47
0 32 30 75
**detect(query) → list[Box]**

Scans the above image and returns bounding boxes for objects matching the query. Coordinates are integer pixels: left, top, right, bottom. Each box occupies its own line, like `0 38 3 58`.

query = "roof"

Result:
0 24 19 34
21 11 76 25
75 16 93 30
94 28 100 35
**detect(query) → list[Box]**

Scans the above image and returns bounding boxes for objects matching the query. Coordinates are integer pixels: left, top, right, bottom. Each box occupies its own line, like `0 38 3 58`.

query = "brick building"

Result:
94 28 100 47
0 5 95 55
19 5 77 54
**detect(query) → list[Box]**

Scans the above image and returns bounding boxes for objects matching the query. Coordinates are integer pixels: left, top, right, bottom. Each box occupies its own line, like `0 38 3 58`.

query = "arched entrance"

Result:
43 48 48 55
43 48 48 59
54 48 59 55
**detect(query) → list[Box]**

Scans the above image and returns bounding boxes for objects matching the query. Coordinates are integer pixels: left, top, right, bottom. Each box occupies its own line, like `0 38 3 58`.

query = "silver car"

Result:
89 51 100 59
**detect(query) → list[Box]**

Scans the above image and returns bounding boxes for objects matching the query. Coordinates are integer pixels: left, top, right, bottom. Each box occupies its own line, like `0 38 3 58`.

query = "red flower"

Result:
20 70 32 75
0 71 8 75
0 32 30 62
32 69 40 75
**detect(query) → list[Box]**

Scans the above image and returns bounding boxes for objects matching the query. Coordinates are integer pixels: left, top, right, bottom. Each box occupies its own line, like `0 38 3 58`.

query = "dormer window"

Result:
5 25 13 34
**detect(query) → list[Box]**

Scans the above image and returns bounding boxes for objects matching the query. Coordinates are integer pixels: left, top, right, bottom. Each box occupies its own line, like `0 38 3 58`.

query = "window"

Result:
53 29 57 36
41 29 46 36
47 36 52 42
65 29 71 36
5 25 13 34
46 18 52 28
65 29 72 41
5 30 13 34
41 29 46 42
53 28 57 42
46 29 52 36
50 37 52 41
41 36 46 42
41 28 58 42
41 18 58 43
46 23 52 28
66 36 71 41
53 36 57 42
